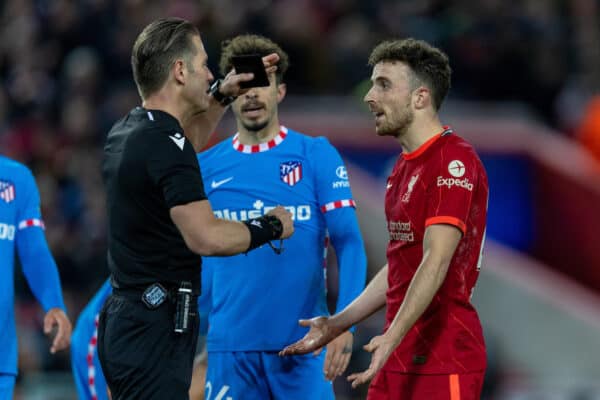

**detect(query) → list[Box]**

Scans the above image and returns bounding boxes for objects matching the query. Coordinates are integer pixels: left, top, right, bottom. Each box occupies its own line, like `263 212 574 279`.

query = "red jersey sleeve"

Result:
424 147 480 235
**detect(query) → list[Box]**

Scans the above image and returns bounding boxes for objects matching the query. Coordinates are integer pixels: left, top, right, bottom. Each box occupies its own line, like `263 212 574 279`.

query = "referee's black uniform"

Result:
98 106 205 399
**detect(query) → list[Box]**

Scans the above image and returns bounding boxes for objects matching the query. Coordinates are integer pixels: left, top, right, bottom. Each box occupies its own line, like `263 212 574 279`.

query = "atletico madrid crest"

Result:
0 180 15 203
280 161 303 186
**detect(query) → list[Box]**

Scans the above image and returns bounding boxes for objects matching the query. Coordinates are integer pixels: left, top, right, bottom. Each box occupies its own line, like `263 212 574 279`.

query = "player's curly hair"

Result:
219 34 289 83
368 38 451 110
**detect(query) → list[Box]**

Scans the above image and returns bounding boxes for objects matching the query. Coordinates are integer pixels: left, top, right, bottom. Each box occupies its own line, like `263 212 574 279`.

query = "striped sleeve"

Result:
321 199 356 213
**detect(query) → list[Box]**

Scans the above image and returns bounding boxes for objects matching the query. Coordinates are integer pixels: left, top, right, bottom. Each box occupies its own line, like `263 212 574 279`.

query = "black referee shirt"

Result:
102 107 207 294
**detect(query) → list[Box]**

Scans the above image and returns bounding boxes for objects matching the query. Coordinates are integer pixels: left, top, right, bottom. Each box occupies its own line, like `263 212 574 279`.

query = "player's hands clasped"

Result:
266 206 293 239
220 53 280 98
44 307 72 354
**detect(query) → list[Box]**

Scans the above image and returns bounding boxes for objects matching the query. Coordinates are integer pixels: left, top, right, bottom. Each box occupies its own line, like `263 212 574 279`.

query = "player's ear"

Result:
173 59 186 85
413 87 430 110
277 83 287 103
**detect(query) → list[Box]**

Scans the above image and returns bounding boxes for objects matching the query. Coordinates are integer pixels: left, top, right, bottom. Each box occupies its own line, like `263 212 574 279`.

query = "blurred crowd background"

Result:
3 0 600 399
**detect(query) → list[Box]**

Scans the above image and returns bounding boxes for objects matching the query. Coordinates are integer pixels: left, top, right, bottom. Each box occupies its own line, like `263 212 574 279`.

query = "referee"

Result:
97 18 293 400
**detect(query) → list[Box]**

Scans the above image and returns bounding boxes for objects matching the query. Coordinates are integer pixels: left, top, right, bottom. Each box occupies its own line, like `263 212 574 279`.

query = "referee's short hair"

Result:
131 18 200 99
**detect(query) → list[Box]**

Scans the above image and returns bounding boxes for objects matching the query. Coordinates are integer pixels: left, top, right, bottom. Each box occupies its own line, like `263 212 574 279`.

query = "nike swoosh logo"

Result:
169 133 185 151
386 183 393 189
211 177 234 189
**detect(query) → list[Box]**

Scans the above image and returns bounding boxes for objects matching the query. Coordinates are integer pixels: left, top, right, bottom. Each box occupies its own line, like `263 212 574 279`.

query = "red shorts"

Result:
367 370 484 400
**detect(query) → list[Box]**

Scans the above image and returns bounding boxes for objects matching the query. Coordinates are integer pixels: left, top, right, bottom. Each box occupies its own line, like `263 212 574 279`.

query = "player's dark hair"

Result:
368 38 451 110
131 18 199 99
219 34 289 83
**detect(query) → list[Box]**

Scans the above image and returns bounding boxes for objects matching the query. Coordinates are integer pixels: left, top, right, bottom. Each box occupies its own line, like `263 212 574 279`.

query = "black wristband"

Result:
208 79 236 107
243 215 284 251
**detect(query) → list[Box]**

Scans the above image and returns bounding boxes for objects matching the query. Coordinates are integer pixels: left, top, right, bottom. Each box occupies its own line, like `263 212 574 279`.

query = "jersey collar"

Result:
136 107 181 128
232 126 288 153
402 126 453 160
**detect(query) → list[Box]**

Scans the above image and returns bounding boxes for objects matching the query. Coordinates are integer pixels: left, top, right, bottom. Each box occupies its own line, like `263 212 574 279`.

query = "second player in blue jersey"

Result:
198 35 367 400
0 156 71 400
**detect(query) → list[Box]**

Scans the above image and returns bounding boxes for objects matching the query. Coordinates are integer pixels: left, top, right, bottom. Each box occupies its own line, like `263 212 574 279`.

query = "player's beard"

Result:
240 107 273 132
377 100 414 137
241 118 269 132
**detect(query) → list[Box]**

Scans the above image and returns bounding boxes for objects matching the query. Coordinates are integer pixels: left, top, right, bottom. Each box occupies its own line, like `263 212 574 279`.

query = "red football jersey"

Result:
382 127 488 374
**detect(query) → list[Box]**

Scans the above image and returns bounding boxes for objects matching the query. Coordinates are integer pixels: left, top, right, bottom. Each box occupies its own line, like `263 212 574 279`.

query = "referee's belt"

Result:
113 283 197 309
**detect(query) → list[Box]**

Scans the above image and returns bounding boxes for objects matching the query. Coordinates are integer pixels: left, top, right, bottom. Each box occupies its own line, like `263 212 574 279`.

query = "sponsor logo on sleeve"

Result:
336 166 348 179
448 160 465 177
437 160 473 191
332 165 350 189
437 176 473 191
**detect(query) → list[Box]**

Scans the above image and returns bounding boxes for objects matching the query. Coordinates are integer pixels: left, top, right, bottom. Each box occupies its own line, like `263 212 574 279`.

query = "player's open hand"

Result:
347 333 395 388
324 331 353 381
266 206 294 239
44 307 72 354
279 316 341 356
220 53 280 97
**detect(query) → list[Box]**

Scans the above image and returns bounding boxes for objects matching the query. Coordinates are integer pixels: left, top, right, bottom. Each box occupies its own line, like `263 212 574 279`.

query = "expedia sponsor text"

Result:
437 176 473 191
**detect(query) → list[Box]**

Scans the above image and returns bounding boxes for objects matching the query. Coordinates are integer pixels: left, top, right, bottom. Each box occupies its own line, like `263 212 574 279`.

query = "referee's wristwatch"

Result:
208 79 236 107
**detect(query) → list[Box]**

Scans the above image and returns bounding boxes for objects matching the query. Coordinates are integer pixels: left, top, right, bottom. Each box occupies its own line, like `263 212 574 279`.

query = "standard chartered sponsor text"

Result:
388 221 414 242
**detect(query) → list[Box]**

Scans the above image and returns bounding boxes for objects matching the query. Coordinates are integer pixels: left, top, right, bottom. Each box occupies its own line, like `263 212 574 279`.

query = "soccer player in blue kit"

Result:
0 155 72 400
198 35 367 400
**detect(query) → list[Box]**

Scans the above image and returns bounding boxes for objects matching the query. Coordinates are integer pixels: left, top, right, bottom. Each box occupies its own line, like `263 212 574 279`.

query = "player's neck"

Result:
397 116 443 153
142 90 194 129
236 117 281 145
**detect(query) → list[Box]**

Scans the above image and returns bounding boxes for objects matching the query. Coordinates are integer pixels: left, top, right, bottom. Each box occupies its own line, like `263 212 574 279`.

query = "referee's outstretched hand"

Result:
44 307 72 354
266 206 294 239
220 53 280 97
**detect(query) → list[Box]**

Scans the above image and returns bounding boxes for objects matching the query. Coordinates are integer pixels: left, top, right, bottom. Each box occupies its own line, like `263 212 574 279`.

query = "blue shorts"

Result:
206 351 334 400
0 374 15 400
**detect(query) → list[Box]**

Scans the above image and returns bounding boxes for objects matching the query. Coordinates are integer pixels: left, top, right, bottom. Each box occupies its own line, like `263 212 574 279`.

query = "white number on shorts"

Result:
205 381 233 400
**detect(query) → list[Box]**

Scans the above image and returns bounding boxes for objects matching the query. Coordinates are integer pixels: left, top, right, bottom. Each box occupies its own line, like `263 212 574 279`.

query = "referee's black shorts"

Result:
97 293 199 400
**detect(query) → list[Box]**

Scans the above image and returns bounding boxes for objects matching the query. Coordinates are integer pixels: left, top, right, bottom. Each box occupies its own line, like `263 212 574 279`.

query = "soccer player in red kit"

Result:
280 38 489 399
